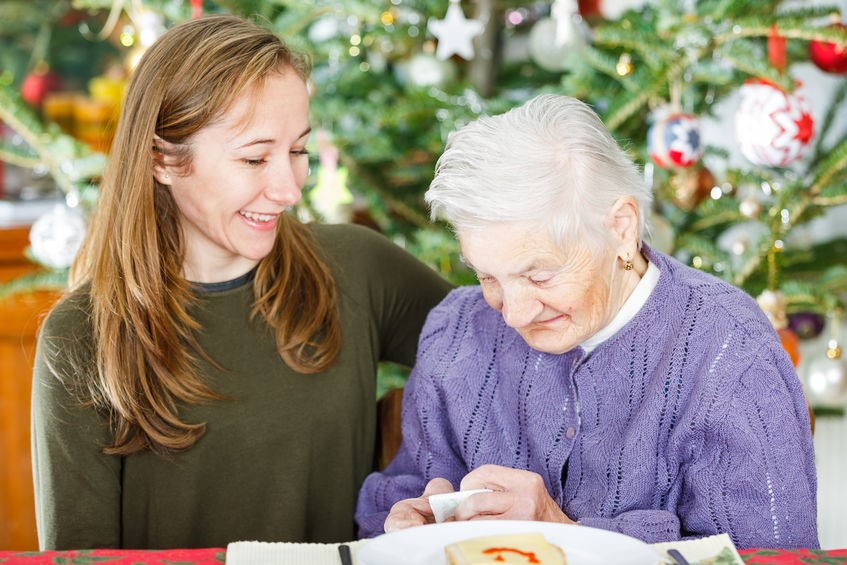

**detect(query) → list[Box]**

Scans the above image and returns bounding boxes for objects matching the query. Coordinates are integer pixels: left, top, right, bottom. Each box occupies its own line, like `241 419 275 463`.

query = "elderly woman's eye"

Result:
529 275 558 288
528 272 554 285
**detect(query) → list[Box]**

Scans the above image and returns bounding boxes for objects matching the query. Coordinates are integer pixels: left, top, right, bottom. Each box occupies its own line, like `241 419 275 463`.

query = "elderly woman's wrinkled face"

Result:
459 222 624 354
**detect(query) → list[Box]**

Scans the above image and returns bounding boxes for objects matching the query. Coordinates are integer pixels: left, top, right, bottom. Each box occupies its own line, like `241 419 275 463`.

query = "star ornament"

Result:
428 0 484 61
667 118 702 165
647 113 703 168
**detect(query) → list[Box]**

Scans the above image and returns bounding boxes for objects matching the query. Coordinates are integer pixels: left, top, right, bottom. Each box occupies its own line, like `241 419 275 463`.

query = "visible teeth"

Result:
240 211 275 222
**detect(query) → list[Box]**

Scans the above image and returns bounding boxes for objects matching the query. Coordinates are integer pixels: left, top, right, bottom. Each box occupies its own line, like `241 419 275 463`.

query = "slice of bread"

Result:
445 532 567 564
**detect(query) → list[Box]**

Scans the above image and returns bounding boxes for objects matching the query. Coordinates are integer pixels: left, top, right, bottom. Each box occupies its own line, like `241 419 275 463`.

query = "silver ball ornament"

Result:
400 53 457 88
528 17 581 72
29 203 86 270
805 354 847 407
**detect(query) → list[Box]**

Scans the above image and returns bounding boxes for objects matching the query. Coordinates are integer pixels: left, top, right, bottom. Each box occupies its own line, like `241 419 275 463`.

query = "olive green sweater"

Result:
31 223 452 550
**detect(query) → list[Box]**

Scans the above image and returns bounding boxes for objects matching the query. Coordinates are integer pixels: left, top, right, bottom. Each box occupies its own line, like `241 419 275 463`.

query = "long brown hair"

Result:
66 15 340 456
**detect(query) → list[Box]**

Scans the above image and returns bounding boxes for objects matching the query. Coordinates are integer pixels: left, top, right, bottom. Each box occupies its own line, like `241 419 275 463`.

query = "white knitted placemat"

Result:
226 539 368 565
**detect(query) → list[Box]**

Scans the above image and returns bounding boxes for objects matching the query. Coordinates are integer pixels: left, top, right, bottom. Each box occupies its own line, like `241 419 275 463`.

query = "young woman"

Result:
31 14 452 550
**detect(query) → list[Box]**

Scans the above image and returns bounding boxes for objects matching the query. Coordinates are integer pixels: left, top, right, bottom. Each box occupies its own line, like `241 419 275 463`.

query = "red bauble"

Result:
809 23 847 74
190 0 203 19
21 67 62 108
577 0 603 20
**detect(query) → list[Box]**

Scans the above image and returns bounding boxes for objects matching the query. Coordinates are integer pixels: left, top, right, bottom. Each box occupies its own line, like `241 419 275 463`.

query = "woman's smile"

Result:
239 210 280 230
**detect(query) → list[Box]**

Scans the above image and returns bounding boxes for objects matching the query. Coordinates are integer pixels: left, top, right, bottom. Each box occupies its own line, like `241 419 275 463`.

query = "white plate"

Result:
357 520 661 565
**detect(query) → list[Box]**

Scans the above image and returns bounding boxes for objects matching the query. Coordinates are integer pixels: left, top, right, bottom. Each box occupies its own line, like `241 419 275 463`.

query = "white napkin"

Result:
428 489 493 523
225 539 369 565
651 533 745 565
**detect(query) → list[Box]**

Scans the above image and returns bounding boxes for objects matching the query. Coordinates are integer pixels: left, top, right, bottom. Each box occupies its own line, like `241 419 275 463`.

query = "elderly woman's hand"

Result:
454 464 577 524
384 478 455 532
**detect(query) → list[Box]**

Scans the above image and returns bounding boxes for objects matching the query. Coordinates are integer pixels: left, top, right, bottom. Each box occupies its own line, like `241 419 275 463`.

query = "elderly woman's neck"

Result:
630 250 648 278
617 250 649 306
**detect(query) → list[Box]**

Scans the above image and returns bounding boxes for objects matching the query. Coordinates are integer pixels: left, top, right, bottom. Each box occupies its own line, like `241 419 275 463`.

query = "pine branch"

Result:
733 235 776 288
771 6 843 21
0 80 103 194
811 138 847 196
715 40 792 90
603 59 690 130
810 79 847 163
675 232 732 272
814 193 847 208
590 26 677 69
688 207 745 232
0 270 67 301
714 15 845 44
579 48 629 84
0 138 40 167
337 152 432 229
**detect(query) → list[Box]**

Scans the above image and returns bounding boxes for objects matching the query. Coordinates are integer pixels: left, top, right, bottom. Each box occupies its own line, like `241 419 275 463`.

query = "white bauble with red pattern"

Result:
734 80 814 167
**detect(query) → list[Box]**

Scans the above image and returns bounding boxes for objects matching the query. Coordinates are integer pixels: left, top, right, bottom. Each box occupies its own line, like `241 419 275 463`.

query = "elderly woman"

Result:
355 94 818 549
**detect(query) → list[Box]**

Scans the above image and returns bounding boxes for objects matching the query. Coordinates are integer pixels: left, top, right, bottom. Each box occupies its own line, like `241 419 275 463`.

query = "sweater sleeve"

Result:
373 239 454 367
582 339 818 549
675 343 818 549
320 224 453 367
355 290 470 538
578 511 680 543
31 302 123 550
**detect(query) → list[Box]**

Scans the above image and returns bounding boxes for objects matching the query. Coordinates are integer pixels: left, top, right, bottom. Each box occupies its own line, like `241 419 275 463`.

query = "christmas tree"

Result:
1 0 846 404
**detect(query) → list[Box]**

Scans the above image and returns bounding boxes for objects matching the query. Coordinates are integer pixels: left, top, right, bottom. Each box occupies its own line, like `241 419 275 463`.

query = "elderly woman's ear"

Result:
608 196 641 265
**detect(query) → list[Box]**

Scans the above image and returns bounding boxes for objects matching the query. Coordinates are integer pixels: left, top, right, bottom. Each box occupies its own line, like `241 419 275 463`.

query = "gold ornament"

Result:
756 289 788 330
615 53 634 76
670 166 715 212
739 197 763 219
806 351 847 406
826 339 842 360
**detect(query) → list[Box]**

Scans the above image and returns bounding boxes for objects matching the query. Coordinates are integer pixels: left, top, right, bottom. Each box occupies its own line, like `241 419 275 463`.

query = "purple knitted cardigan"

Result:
355 246 819 549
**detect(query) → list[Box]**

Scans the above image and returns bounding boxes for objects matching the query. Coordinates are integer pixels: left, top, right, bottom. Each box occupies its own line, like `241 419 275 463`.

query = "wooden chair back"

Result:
376 388 404 470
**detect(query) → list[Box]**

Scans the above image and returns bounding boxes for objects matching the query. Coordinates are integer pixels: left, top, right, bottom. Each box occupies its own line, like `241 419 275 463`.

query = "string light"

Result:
827 310 842 359
616 53 634 76
119 25 135 47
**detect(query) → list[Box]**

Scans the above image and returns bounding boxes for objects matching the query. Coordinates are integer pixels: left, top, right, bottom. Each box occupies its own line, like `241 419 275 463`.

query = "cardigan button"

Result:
566 427 576 439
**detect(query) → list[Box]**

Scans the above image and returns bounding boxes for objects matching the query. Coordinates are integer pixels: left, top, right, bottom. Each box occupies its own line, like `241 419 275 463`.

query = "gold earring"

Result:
623 257 633 271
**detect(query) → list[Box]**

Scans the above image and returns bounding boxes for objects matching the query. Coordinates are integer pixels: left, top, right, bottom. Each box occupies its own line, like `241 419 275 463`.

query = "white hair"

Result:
426 94 651 251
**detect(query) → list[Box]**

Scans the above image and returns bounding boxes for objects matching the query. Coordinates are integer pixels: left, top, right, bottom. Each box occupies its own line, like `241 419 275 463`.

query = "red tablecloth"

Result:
0 548 225 564
0 547 845 564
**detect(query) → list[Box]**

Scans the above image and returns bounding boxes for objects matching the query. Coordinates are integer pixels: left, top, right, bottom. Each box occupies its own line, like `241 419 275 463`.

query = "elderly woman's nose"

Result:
500 287 539 328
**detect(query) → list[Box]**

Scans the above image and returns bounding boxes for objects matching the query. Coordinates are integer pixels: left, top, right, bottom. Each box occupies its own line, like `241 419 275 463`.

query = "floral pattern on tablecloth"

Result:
1 546 846 564
0 548 226 565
